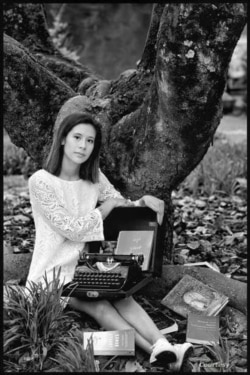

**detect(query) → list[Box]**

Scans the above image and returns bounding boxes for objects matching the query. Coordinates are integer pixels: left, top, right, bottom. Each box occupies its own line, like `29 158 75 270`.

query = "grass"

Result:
4 269 96 372
203 336 230 372
191 336 231 372
180 136 247 197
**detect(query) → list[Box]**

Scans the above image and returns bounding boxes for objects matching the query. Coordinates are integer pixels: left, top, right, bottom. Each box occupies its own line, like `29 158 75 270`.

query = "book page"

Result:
115 230 154 271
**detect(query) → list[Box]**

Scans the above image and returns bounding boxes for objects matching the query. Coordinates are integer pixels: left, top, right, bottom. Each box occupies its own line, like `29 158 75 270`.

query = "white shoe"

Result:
150 339 193 370
150 338 177 366
168 343 194 372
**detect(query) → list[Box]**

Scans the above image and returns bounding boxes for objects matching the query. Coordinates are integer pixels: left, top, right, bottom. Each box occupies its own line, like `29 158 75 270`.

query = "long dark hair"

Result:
44 112 102 183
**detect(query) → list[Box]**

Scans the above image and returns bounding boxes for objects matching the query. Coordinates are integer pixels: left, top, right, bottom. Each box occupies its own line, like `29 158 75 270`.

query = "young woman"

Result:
26 112 193 370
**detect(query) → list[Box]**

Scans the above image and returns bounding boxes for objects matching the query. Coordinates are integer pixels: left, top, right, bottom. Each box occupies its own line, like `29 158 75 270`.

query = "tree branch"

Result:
137 3 165 72
3 3 57 54
3 3 98 91
4 34 75 161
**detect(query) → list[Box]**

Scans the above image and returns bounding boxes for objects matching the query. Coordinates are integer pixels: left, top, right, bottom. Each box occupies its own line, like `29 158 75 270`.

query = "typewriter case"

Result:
62 207 165 300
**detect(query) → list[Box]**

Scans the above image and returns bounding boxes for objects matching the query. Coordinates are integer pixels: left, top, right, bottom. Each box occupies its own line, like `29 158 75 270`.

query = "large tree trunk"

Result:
3 4 247 258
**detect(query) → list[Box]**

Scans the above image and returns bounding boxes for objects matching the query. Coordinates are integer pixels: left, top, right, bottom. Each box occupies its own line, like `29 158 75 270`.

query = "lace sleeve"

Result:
98 170 124 202
29 173 104 242
98 170 143 206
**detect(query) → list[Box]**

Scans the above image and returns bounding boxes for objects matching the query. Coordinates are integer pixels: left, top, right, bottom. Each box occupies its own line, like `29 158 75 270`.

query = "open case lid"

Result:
89 206 165 276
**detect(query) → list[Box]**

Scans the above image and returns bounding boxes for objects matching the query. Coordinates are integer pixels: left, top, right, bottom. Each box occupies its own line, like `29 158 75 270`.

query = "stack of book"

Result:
161 274 229 346
161 274 229 318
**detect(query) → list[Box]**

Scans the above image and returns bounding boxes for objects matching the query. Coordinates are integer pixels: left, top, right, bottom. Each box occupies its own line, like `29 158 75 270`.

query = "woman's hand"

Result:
140 195 165 225
113 198 132 208
97 198 130 219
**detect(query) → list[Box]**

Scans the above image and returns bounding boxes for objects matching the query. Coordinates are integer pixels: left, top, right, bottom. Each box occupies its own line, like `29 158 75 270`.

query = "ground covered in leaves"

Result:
3 175 247 372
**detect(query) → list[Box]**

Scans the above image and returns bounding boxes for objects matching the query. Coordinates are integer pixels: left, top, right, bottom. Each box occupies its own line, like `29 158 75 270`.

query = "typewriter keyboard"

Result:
73 271 126 290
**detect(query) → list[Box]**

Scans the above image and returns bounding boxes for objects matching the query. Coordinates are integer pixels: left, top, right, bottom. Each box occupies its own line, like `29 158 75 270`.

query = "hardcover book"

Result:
161 274 229 318
186 313 220 345
83 329 135 356
115 230 154 271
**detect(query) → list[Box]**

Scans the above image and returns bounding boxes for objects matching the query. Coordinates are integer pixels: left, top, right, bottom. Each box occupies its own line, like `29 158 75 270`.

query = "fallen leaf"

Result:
199 239 212 253
13 214 31 224
125 359 146 372
194 226 210 235
238 206 247 213
194 208 204 217
232 275 247 282
195 199 207 208
179 249 190 256
13 246 23 254
187 241 200 250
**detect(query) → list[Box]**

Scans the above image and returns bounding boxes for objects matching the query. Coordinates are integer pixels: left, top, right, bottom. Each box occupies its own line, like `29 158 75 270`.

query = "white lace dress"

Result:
26 168 135 289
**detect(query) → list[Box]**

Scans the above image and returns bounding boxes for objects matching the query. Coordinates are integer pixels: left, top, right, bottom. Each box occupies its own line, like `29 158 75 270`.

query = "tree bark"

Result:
4 34 75 159
3 3 57 54
138 4 165 71
3 3 97 91
3 4 247 259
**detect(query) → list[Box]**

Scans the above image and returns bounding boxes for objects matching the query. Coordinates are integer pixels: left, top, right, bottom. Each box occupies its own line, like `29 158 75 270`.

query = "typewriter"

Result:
62 207 165 300
62 252 148 299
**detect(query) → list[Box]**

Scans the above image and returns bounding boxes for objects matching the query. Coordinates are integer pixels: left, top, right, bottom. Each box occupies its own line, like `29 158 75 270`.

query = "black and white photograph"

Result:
3 3 247 372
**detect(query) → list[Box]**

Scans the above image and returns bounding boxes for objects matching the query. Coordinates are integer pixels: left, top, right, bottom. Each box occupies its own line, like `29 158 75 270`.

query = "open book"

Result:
115 230 154 271
147 309 178 335
161 275 229 318
138 297 178 335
